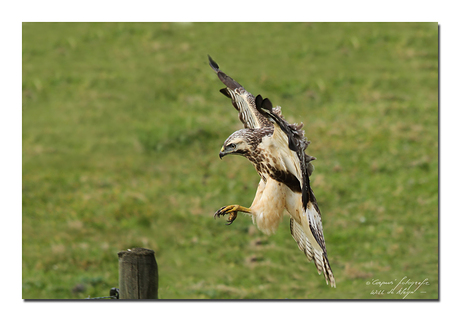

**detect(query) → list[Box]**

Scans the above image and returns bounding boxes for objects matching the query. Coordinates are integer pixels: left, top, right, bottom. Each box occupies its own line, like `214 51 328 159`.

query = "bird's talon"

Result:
226 212 238 225
214 205 238 225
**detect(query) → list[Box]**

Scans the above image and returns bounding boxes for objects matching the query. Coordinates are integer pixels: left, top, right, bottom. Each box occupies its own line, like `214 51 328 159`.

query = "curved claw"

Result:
225 212 238 225
214 205 239 225
214 206 228 219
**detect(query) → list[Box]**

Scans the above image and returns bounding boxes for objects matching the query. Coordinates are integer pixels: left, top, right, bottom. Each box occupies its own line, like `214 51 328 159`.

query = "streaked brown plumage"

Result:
209 56 335 287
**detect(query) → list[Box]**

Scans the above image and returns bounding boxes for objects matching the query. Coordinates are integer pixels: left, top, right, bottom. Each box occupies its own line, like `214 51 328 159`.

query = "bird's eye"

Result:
229 143 236 149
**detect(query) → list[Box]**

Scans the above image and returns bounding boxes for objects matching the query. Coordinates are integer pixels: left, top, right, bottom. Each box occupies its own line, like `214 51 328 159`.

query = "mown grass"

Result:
22 22 438 299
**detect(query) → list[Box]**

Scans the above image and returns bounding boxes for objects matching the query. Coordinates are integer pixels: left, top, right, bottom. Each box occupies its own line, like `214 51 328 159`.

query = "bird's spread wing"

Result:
289 216 335 287
208 55 272 129
289 217 314 260
255 95 336 287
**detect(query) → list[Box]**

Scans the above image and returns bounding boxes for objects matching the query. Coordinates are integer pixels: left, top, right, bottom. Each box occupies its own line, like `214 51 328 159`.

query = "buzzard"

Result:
209 56 336 287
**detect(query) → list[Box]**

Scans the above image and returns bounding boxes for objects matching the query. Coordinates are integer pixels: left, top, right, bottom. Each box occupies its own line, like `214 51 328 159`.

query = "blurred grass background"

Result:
22 22 438 299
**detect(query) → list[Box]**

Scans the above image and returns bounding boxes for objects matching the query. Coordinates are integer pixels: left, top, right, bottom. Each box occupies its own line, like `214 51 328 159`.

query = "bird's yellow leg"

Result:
214 205 251 225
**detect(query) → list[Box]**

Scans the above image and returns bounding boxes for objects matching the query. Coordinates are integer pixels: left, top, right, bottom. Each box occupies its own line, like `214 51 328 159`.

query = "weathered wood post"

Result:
117 248 158 299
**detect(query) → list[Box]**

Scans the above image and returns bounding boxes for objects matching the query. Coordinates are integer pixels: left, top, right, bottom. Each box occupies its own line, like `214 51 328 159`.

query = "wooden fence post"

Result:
117 248 158 299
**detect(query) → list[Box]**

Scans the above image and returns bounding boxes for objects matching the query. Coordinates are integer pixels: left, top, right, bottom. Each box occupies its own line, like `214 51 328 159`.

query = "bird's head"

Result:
219 130 252 159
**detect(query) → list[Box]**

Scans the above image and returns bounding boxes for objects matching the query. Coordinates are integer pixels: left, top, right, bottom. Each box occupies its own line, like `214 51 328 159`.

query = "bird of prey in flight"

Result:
208 56 336 287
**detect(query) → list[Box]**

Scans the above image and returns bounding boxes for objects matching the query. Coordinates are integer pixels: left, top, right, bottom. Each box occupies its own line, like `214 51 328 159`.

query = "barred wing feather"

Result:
208 55 272 129
255 95 336 287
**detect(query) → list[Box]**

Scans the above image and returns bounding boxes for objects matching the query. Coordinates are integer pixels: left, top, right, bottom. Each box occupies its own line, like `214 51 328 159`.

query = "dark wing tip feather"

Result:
255 94 298 152
255 95 274 115
255 94 263 110
262 97 273 113
209 57 242 91
208 55 219 72
254 95 272 118
219 88 232 99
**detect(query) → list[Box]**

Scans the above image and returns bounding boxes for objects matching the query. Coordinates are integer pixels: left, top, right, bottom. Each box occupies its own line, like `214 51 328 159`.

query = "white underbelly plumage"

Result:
250 176 322 253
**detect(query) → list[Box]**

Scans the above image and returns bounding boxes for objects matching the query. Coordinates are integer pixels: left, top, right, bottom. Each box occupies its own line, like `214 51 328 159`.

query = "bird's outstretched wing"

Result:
208 55 272 129
255 95 336 287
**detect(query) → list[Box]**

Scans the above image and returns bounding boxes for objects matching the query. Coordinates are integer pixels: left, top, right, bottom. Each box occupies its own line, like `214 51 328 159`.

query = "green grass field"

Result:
22 22 438 299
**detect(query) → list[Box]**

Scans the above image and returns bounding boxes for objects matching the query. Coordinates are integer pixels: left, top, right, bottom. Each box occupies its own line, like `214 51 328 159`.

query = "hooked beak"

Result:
219 146 227 159
219 144 239 159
